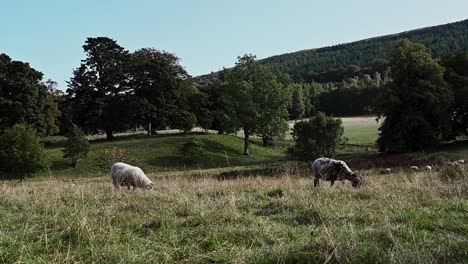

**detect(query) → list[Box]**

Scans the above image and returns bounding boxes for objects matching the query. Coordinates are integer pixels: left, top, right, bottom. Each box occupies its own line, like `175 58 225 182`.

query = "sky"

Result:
2 0 468 90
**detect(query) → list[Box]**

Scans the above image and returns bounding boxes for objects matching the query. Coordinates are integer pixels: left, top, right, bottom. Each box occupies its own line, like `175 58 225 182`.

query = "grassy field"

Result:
44 134 291 178
340 116 380 146
1 117 468 263
1 166 467 263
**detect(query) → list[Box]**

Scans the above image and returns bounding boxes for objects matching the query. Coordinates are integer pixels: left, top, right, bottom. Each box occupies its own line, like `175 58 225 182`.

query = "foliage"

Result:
288 112 345 161
260 19 468 83
181 138 205 163
169 110 197 133
95 146 126 169
318 86 381 116
0 124 49 179
45 80 63 135
376 39 452 152
224 55 291 154
63 125 90 167
0 54 51 135
67 37 132 140
288 84 305 120
441 52 468 138
129 48 193 134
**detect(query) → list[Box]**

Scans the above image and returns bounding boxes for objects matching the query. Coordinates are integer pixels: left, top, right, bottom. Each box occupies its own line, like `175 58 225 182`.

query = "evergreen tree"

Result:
67 37 131 140
288 84 305 120
376 39 452 152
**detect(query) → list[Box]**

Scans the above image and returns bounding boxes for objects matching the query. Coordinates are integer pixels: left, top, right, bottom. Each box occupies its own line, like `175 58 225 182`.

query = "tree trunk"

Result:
262 136 269 147
148 122 152 136
243 128 250 155
106 129 114 141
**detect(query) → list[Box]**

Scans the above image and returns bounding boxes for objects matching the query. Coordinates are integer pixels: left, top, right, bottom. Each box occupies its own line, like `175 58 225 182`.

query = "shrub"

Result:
181 138 205 163
95 146 125 169
170 110 197 133
0 124 49 179
288 112 344 161
63 125 90 167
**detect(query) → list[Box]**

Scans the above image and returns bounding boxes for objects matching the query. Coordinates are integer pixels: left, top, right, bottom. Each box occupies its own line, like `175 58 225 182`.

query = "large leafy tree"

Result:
129 48 192 134
376 39 452 152
224 55 291 154
441 53 468 138
67 37 131 140
0 54 50 135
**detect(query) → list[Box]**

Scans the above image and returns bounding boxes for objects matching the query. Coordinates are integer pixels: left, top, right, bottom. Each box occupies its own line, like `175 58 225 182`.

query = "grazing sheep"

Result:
409 166 419 171
446 161 458 166
311 158 362 188
456 160 465 164
425 166 432 171
111 162 154 190
380 168 392 174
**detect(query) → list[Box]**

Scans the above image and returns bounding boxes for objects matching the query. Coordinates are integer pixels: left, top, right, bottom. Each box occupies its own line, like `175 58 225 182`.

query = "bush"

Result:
95 146 125 169
170 110 197 133
63 125 90 167
0 124 50 179
181 138 205 163
288 112 344 161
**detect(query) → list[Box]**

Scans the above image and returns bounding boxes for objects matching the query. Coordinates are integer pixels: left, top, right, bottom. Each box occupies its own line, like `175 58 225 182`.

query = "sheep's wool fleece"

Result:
311 157 353 181
111 162 153 188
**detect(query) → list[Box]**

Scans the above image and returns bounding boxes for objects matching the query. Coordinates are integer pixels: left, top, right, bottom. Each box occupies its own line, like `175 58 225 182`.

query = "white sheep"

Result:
409 166 419 171
446 161 458 166
424 166 432 171
456 160 465 164
380 168 391 174
111 162 154 190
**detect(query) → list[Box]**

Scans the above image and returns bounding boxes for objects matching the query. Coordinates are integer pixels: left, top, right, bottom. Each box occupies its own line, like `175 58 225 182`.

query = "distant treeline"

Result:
261 19 468 83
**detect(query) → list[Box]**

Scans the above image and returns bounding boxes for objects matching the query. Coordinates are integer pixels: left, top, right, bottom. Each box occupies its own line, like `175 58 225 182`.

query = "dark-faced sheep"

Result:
311 158 362 188
111 162 154 190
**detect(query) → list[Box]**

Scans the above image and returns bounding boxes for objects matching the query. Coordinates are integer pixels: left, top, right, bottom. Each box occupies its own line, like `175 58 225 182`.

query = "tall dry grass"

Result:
0 165 467 263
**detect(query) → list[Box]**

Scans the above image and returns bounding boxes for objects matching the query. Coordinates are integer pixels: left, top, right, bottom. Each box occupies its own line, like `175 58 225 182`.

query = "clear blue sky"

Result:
2 0 467 89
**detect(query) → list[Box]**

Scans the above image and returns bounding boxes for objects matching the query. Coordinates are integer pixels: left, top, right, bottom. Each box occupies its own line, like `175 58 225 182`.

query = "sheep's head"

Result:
350 173 362 188
146 183 154 190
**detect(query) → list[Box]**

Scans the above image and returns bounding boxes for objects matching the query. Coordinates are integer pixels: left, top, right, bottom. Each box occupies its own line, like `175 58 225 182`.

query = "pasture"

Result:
1 116 467 263
1 167 467 263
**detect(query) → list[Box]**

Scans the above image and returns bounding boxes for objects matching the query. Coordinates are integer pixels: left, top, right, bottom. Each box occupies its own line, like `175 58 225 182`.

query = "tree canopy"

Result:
376 39 453 152
0 54 51 135
224 55 291 154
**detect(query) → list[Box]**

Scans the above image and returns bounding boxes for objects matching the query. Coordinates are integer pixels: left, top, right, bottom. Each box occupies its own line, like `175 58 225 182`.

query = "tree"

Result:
45 80 63 135
376 39 452 152
0 124 50 179
169 110 197 133
67 37 131 140
288 112 344 161
441 52 468 138
0 54 51 135
63 125 90 168
288 84 305 120
224 55 291 154
129 48 192 134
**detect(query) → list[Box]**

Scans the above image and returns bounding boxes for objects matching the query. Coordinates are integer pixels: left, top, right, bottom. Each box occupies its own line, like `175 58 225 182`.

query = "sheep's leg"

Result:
314 178 319 187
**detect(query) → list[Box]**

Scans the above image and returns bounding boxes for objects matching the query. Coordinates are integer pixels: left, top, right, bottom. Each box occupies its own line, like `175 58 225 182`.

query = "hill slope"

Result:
197 19 468 83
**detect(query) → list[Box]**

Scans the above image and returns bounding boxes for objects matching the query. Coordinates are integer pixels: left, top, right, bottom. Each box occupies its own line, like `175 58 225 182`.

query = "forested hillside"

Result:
197 19 468 83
